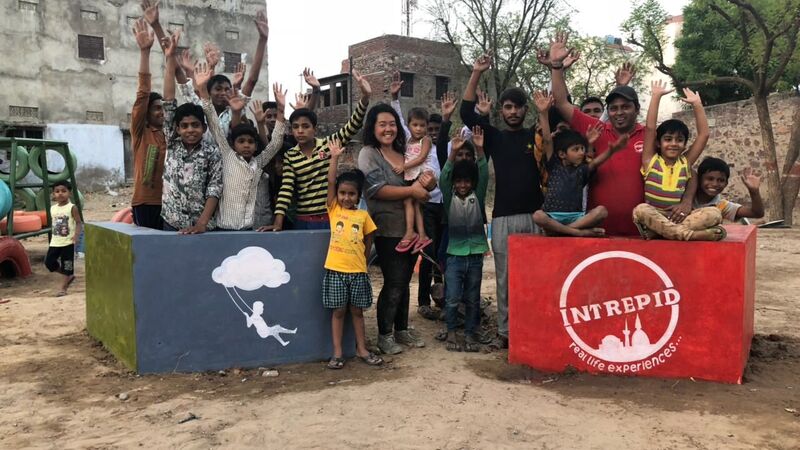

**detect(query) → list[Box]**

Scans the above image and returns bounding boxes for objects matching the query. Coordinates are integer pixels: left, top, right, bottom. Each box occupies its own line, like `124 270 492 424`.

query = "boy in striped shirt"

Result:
632 80 725 241
272 70 372 231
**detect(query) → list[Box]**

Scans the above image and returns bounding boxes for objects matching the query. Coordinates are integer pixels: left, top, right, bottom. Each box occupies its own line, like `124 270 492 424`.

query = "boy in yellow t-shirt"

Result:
322 138 383 369
46 181 82 297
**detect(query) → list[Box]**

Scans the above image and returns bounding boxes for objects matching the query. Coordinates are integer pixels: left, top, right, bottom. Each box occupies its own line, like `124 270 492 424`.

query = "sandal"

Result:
710 225 727 241
395 234 419 252
417 305 440 321
464 335 481 353
358 352 384 366
446 339 463 352
327 357 345 370
634 221 656 240
412 237 433 254
434 329 448 341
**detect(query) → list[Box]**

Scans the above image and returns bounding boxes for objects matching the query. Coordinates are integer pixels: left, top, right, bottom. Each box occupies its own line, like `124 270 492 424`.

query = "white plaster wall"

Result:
45 124 124 181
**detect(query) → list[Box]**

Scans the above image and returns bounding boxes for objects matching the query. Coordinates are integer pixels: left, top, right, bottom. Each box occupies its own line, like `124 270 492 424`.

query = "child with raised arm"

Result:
693 157 765 221
46 181 82 297
160 32 222 234
440 127 491 352
192 62 286 231
532 91 627 237
130 18 167 229
323 138 383 369
632 81 725 241
391 108 433 253
272 71 372 231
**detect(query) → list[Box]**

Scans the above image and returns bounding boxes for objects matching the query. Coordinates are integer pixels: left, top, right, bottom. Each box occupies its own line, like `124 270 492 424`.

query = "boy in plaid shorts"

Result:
322 138 384 369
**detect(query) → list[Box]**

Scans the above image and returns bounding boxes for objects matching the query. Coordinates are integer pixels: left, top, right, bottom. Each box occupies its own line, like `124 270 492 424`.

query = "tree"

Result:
624 0 800 222
426 0 560 105
566 35 646 101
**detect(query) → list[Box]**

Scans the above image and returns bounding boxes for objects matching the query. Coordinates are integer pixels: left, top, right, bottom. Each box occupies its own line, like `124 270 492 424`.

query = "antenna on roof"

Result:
401 0 418 36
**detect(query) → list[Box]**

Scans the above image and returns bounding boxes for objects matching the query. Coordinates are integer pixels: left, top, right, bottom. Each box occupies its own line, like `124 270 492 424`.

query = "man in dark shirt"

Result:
459 53 543 348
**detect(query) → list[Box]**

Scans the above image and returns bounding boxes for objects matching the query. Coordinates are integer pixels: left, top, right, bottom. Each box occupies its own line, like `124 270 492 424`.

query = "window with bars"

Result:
168 22 184 32
435 76 450 100
18 0 38 12
81 9 98 21
78 35 104 60
400 72 414 97
226 30 239 40
223 52 241 73
86 111 104 122
5 127 43 139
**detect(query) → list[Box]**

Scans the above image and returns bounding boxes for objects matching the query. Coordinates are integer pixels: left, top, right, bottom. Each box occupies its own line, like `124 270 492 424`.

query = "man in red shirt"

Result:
548 33 644 236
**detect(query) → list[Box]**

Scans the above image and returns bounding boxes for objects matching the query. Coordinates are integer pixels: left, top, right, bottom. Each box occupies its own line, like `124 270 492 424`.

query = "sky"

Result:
262 0 690 102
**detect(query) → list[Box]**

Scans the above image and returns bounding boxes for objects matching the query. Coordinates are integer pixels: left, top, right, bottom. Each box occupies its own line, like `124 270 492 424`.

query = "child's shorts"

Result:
45 244 75 276
322 269 373 309
545 211 585 225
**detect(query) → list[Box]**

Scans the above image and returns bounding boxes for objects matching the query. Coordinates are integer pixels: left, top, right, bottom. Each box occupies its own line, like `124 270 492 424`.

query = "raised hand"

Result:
303 67 320 89
451 135 465 153
650 79 674 98
162 30 181 58
615 62 637 86
476 89 493 116
353 69 372 99
226 92 247 112
586 122 604 145
549 31 572 65
232 62 247 89
536 48 552 68
328 137 345 158
249 99 266 124
132 18 154 50
471 126 484 148
609 133 630 152
741 168 761 191
273 83 287 112
389 71 403 99
192 60 212 97
680 87 702 106
290 92 310 110
140 0 160 26
472 52 493 73
440 91 458 118
179 48 196 77
254 10 269 40
563 50 581 69
533 90 554 113
204 42 221 69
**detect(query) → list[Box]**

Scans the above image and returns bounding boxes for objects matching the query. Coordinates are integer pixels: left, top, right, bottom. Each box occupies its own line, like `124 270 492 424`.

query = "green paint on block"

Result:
85 223 137 370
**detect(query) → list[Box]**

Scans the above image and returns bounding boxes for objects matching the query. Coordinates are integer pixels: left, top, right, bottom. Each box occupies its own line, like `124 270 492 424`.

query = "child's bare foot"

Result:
691 226 726 241
576 228 606 237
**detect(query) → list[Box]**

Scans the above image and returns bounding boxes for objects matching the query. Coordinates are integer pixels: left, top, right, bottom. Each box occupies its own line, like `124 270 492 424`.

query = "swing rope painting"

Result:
212 247 298 346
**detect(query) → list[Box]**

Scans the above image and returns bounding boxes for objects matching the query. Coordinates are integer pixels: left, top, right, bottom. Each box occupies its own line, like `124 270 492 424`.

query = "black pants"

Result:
418 202 444 307
45 245 74 276
132 205 163 230
374 236 415 335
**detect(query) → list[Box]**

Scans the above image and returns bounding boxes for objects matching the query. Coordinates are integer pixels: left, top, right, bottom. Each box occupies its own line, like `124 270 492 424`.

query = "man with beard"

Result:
459 53 543 350
548 32 645 236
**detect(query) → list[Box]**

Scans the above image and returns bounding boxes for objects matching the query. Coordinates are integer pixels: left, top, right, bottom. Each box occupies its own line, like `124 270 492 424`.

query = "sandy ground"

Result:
1 190 799 449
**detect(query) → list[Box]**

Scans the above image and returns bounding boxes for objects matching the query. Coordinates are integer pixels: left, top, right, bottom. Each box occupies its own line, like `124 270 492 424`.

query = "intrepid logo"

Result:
560 251 682 374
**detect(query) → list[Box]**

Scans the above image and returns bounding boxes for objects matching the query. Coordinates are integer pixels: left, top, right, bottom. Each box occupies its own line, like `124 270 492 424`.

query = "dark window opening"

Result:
78 35 104 60
435 76 450 100
400 72 414 97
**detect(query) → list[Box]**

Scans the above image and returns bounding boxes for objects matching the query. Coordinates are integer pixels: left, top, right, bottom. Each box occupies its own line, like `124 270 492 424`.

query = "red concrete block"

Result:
508 225 756 384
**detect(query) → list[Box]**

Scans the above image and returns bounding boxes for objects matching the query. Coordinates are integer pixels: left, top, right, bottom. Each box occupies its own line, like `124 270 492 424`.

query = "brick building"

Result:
315 34 466 139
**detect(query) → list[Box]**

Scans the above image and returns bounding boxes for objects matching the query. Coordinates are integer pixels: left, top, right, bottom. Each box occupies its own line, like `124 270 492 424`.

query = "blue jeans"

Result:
444 254 483 334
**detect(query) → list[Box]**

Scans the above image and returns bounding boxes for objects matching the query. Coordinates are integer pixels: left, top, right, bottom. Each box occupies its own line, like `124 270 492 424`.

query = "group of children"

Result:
46 5 765 367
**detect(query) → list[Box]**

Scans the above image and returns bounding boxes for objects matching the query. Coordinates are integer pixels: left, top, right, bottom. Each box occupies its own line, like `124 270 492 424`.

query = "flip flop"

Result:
412 237 433 254
327 357 345 370
395 234 419 252
357 352 384 366
634 221 652 240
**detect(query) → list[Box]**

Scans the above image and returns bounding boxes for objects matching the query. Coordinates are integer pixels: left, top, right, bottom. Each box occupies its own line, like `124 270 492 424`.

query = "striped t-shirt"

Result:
642 154 691 211
274 100 367 218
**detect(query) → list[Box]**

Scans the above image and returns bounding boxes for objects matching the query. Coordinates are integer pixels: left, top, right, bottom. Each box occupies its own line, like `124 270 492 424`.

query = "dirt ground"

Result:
1 190 799 449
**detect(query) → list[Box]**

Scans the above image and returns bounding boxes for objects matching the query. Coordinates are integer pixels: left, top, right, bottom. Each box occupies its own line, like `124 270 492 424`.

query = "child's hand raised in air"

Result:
303 67 319 89
273 83 287 113
615 62 637 86
476 89 493 116
608 133 630 153
290 92 310 110
232 62 246 90
562 50 580 69
226 92 247 113
353 70 372 101
650 79 674 98
328 137 345 159
254 10 269 40
192 60 212 97
679 87 702 106
472 52 493 73
249 99 266 124
161 30 181 58
203 42 221 69
140 0 160 26
471 125 485 148
179 48 195 78
533 90 554 113
132 18 154 50
440 91 458 119
586 122 604 146
389 71 403 100
741 168 761 191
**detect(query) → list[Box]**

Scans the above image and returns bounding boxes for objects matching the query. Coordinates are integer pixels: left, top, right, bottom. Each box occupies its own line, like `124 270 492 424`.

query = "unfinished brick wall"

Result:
672 93 800 223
